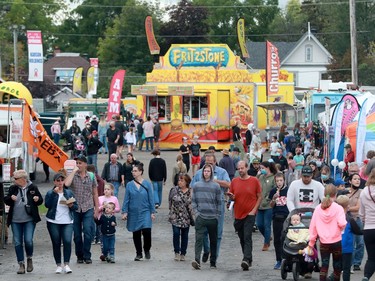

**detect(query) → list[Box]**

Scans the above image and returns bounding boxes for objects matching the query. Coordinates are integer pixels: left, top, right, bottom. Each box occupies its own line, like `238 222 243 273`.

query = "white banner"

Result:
89 58 99 98
27 30 43 81
333 101 344 159
356 98 368 163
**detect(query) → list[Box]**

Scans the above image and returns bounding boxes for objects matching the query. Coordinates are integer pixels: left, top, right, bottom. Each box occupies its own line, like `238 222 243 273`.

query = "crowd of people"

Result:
2 116 375 281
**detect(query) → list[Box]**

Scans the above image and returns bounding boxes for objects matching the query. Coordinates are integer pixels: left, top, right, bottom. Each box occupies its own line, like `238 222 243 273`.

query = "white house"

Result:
246 31 333 89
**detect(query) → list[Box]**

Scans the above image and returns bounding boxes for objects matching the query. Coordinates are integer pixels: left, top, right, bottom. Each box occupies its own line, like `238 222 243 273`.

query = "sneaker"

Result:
274 261 282 270
26 258 33 272
174 253 180 261
100 255 106 261
304 272 312 279
55 266 63 274
106 256 111 263
84 259 92 264
145 252 151 260
241 260 249 271
180 255 185 261
353 265 361 271
77 258 84 264
134 255 143 261
192 260 201 270
64 265 72 274
110 257 115 263
210 262 217 269
350 268 355 274
202 252 209 263
362 278 369 281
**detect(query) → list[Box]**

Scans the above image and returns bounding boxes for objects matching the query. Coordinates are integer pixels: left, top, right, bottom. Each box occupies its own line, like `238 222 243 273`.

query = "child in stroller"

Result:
73 134 86 158
281 207 319 281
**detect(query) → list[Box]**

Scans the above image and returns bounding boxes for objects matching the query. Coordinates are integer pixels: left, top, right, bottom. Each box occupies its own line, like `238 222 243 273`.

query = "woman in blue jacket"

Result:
45 173 78 274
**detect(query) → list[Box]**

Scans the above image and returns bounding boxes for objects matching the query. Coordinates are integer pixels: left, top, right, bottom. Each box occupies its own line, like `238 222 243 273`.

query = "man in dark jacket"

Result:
101 154 124 198
248 158 261 176
219 148 236 180
86 131 103 172
148 149 167 208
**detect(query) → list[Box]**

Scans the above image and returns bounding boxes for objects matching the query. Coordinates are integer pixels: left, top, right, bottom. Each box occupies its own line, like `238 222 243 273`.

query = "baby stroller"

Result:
280 207 318 281
72 134 87 158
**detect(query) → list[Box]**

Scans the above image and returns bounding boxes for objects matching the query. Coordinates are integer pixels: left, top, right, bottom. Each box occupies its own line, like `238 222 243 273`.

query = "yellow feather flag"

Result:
87 66 95 95
237 18 249 58
72 67 83 95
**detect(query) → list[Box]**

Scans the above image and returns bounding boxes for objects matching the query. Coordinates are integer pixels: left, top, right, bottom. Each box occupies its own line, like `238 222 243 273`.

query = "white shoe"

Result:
64 264 72 274
55 266 63 274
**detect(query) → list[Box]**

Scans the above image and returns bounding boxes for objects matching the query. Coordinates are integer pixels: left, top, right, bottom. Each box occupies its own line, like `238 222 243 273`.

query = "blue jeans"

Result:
152 181 163 206
256 208 273 244
53 133 60 145
353 217 364 266
203 198 225 258
112 181 121 198
145 137 154 151
87 153 98 172
102 235 115 257
73 209 94 260
11 221 36 263
47 222 73 264
172 225 190 255
99 134 108 153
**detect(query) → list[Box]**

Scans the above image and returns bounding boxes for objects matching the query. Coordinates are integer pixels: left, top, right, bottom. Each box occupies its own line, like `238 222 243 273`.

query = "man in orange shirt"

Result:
228 161 262 271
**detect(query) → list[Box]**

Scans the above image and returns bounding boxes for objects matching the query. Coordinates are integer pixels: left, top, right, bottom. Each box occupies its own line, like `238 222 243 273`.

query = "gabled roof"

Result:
245 32 332 69
52 86 83 98
246 41 297 69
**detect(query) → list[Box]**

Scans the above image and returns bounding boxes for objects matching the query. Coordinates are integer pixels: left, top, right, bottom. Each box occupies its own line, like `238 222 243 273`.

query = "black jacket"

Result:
98 214 116 235
86 136 103 155
148 157 167 182
4 183 43 226
101 162 123 182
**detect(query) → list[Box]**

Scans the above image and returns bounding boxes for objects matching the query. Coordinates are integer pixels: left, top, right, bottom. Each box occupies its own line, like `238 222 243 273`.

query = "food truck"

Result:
131 44 295 149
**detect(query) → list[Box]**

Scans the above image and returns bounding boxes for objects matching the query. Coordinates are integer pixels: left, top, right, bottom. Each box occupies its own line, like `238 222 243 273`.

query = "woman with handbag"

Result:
168 173 193 261
4 169 43 274
121 163 155 261
44 173 78 274
359 170 375 281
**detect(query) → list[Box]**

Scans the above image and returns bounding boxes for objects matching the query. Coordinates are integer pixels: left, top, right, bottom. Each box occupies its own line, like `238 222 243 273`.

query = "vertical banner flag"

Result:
145 16 160 55
72 67 83 95
107 70 126 121
237 19 249 58
89 58 99 98
27 31 43 81
356 98 368 163
266 41 280 97
87 66 95 98
22 103 69 172
332 101 344 160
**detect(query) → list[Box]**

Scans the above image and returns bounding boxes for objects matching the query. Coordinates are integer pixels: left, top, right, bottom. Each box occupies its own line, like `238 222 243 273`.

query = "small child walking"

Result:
308 184 347 281
98 202 117 263
336 195 363 281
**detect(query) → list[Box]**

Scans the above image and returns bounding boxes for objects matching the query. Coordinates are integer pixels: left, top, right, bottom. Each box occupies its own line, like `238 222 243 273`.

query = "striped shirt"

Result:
192 180 222 220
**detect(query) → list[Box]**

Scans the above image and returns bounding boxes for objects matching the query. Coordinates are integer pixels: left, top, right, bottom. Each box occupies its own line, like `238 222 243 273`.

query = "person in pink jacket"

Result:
308 184 347 281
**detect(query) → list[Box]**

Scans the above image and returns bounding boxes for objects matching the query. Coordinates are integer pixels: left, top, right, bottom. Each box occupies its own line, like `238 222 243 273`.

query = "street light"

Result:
9 24 25 82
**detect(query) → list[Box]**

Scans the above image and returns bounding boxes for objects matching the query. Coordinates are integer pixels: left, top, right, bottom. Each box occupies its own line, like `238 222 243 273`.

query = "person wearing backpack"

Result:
172 154 187 187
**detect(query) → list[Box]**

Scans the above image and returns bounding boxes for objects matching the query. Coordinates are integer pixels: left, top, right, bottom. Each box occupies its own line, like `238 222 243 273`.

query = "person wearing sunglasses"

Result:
4 169 43 274
45 173 78 274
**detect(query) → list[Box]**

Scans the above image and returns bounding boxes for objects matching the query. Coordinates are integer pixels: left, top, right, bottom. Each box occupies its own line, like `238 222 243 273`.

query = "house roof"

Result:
245 32 332 69
43 53 90 84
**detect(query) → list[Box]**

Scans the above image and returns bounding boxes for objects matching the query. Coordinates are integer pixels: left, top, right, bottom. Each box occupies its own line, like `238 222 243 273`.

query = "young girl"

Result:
98 183 120 261
269 172 289 270
308 184 347 281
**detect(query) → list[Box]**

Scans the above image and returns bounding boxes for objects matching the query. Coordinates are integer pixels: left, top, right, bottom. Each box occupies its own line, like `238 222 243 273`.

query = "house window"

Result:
147 96 171 122
305 45 313 62
55 69 75 84
183 96 208 123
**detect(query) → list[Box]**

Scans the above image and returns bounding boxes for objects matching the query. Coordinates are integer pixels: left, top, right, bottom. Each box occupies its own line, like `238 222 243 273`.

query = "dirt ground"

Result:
0 151 366 281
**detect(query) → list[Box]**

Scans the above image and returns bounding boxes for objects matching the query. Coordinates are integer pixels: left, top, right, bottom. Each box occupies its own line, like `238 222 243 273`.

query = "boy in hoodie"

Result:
335 195 363 281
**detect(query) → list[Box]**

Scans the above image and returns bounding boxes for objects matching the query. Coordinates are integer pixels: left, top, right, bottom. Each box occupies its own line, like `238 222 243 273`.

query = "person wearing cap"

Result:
219 148 235 180
148 150 167 208
248 158 261 177
65 155 99 264
90 115 98 131
334 178 348 196
344 144 355 177
287 165 325 212
190 136 201 177
45 173 78 274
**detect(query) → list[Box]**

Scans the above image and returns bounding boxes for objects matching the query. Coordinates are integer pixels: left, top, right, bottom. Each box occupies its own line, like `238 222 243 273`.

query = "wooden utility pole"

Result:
349 0 358 86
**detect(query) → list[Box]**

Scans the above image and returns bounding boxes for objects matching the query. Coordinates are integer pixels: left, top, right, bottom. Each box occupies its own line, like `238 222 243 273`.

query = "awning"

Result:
256 102 296 111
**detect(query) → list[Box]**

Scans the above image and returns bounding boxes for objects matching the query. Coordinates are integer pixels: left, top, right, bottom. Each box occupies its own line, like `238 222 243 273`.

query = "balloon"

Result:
338 161 346 169
331 159 339 167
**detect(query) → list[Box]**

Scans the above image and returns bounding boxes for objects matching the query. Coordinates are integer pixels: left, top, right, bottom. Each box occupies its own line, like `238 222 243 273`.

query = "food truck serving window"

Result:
147 96 171 122
183 96 208 123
